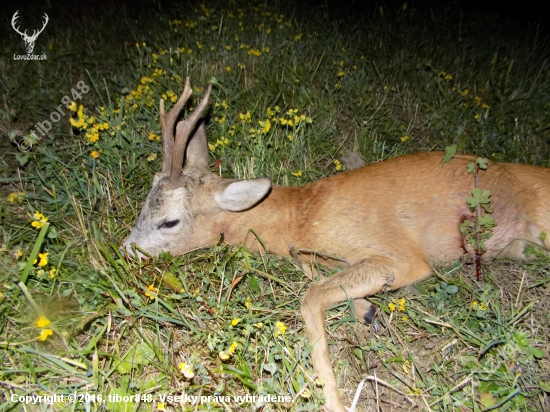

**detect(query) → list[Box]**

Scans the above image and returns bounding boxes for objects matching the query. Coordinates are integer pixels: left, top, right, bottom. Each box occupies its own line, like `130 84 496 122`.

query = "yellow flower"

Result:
231 318 240 326
294 33 303 41
49 267 56 279
31 211 48 229
219 351 230 360
36 316 51 328
400 135 410 143
397 298 406 312
388 302 396 312
274 321 287 337
245 297 252 308
239 111 252 123
226 66 231 72
39 329 53 341
7 192 25 203
145 284 157 300
90 151 100 159
407 387 421 395
337 71 344 77
259 119 271 134
178 362 195 379
291 171 302 177
69 101 77 112
37 252 49 267
229 341 238 354
86 131 99 143
157 402 166 411
460 88 469 97
147 153 157 162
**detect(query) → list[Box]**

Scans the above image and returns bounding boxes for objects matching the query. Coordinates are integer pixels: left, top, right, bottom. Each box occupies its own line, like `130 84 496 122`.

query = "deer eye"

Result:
159 220 180 229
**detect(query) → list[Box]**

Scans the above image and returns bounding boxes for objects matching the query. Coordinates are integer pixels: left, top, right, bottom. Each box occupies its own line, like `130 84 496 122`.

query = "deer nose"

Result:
120 241 147 261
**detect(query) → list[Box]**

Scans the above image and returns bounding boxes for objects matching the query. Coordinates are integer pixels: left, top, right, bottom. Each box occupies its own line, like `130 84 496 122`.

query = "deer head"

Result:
123 78 271 258
12 11 49 54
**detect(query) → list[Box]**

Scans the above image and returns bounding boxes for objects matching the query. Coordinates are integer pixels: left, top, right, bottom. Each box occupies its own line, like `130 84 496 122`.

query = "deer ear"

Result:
214 178 272 211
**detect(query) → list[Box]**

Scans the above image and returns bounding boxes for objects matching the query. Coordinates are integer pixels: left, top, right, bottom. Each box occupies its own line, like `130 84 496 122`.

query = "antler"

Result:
11 12 49 40
160 78 193 174
11 11 26 37
159 78 212 179
33 13 49 39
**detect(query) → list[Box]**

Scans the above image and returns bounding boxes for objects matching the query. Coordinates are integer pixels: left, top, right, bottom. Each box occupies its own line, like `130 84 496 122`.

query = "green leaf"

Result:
117 342 154 374
539 381 550 393
479 392 497 407
15 152 29 166
529 347 545 359
476 157 489 169
480 190 492 204
442 144 457 165
445 285 459 294
263 362 277 375
162 272 184 291
478 214 495 227
248 275 260 294
46 226 58 239
467 162 476 174
467 195 480 208
513 331 529 347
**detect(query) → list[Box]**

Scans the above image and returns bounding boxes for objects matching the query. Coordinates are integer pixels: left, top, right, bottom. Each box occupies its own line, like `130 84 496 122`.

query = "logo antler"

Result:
12 11 49 54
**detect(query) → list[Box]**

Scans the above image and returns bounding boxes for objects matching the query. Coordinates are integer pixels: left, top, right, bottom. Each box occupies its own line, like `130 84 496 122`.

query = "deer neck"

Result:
211 185 305 256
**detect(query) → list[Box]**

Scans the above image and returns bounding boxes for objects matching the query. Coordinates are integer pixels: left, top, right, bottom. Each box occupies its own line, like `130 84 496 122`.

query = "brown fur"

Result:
124 80 550 412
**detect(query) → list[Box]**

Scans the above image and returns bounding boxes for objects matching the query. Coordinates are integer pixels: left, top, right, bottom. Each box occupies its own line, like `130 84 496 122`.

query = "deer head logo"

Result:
11 11 49 54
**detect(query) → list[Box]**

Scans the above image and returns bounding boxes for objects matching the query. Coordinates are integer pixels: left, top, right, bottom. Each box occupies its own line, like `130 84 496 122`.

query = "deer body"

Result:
124 79 550 412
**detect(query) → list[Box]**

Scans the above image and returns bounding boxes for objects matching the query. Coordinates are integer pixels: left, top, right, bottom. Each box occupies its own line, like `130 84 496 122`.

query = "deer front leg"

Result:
301 255 432 412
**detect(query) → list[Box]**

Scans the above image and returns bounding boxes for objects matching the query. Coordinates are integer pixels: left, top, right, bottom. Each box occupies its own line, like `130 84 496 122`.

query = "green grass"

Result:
1 0 549 410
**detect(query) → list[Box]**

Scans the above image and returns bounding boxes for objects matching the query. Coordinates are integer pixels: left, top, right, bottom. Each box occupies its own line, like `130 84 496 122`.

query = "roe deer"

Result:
124 78 550 412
